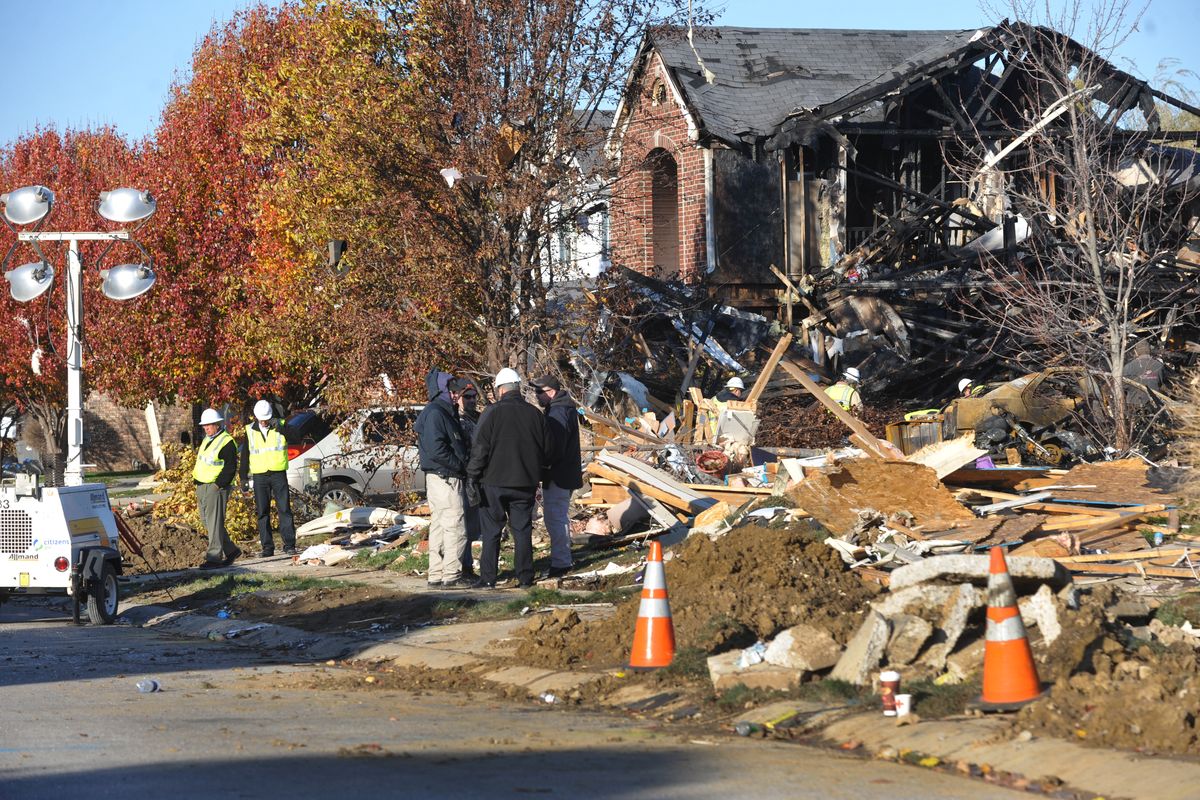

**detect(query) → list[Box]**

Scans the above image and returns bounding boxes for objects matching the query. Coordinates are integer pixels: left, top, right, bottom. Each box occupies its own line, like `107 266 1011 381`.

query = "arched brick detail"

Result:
610 53 707 283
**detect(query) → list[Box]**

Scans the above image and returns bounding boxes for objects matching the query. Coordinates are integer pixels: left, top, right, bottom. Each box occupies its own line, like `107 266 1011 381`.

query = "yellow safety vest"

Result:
193 431 234 484
825 382 860 411
247 425 288 473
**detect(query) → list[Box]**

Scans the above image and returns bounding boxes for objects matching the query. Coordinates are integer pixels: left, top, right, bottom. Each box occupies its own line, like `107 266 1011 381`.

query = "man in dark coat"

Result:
455 381 481 578
466 368 549 589
414 371 471 587
532 375 582 577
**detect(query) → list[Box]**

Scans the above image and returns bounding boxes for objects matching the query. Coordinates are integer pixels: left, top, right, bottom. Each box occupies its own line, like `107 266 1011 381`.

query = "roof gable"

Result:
649 26 979 146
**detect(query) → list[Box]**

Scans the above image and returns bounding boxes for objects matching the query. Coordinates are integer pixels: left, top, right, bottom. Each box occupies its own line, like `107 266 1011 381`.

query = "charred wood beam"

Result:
970 50 1023 126
931 77 973 131
843 165 995 231
1149 87 1200 118
851 279 998 290
842 126 1009 138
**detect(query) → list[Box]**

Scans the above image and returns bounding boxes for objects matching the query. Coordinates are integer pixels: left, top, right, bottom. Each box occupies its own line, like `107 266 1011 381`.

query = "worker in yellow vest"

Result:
194 407 241 569
242 400 296 558
825 367 863 412
708 376 747 440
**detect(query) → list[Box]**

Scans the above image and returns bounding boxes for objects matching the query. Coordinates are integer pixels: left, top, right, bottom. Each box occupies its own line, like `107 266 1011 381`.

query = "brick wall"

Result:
83 394 193 472
610 52 708 284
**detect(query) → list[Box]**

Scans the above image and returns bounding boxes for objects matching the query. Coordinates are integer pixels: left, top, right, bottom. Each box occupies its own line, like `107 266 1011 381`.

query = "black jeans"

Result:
479 484 536 585
253 470 295 552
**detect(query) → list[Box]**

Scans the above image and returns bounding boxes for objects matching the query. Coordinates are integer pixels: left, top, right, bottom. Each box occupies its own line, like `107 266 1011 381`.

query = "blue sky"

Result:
0 0 1195 147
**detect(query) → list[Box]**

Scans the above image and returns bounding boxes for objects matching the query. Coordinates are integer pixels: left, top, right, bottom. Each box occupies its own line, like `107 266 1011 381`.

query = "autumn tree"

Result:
89 4 319 413
247 0 701 405
0 128 138 478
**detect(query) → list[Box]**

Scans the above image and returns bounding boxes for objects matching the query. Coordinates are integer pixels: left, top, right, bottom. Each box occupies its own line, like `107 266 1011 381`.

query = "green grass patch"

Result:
350 548 409 569
715 683 789 711
128 573 357 606
905 676 981 719
389 551 430 575
1154 592 1200 627
795 678 869 705
662 646 709 680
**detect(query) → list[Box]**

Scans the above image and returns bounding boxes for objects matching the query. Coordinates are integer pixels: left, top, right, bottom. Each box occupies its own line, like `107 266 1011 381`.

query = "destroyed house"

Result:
608 23 1200 393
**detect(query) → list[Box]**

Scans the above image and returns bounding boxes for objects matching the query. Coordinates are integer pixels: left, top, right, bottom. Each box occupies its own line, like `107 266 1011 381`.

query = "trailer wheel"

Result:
86 561 119 625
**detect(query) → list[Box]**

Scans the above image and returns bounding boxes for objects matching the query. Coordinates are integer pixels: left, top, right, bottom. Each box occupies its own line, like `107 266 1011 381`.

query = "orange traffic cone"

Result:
628 541 675 669
978 546 1043 710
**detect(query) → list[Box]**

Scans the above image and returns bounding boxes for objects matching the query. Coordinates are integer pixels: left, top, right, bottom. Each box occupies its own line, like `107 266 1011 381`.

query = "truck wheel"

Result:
319 480 362 508
86 561 119 625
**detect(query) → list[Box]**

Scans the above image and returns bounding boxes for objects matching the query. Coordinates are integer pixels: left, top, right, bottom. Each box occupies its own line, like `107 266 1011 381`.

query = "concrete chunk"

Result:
830 611 892 686
764 624 843 671
943 637 987 683
706 650 804 691
1019 583 1063 645
921 584 982 671
885 614 933 667
888 554 1071 592
872 584 958 618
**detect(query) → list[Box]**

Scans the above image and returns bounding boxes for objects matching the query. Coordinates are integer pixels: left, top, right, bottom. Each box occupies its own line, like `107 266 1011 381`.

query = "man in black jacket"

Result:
532 376 582 577
466 368 549 589
415 372 471 588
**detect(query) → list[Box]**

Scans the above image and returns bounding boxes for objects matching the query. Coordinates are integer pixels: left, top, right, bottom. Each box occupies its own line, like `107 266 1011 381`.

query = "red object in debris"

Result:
695 450 729 476
287 442 314 461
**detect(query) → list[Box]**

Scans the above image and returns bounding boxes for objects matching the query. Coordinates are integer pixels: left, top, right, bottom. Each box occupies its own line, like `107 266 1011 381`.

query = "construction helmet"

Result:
494 367 521 388
726 376 745 390
253 400 274 421
957 378 974 393
843 367 861 383
199 408 224 426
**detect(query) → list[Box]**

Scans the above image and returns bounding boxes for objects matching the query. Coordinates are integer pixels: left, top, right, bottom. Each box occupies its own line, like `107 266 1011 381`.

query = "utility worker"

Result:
243 400 296 558
194 408 240 569
714 376 746 403
709 376 747 439
958 377 987 398
825 367 863 412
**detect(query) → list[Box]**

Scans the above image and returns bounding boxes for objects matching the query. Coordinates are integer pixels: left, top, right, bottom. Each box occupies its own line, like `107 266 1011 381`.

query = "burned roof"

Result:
649 26 979 147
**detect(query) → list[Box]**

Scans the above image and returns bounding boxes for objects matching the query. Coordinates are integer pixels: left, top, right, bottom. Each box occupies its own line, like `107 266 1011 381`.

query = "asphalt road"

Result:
0 599 1022 799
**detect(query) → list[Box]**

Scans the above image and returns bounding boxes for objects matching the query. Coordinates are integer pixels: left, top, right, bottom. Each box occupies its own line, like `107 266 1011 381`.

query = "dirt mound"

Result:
516 523 880 669
120 514 207 574
1020 633 1200 754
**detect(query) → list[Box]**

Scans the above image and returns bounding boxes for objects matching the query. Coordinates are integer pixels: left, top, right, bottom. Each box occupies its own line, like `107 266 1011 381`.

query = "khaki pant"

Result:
427 474 466 583
197 482 235 563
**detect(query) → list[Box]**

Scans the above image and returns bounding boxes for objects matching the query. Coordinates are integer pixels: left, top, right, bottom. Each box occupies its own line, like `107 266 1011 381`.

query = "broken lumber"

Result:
580 407 666 445
1059 563 1199 579
585 462 714 516
745 333 793 406
1056 548 1196 563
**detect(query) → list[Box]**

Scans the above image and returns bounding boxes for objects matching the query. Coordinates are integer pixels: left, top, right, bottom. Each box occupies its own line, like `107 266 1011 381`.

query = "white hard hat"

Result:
957 378 974 393
199 408 224 426
843 367 861 383
726 376 745 390
494 367 521 388
253 400 274 421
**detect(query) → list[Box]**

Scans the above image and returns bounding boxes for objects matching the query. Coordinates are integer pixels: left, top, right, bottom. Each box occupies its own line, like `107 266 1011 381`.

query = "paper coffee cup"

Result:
880 670 900 716
894 693 912 717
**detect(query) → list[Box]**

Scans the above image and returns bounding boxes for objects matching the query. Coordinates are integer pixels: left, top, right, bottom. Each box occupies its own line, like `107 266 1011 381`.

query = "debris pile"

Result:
516 523 879 669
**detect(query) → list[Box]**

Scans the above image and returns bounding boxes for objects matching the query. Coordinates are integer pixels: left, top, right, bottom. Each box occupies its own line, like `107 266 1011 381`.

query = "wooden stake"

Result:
746 333 793 406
